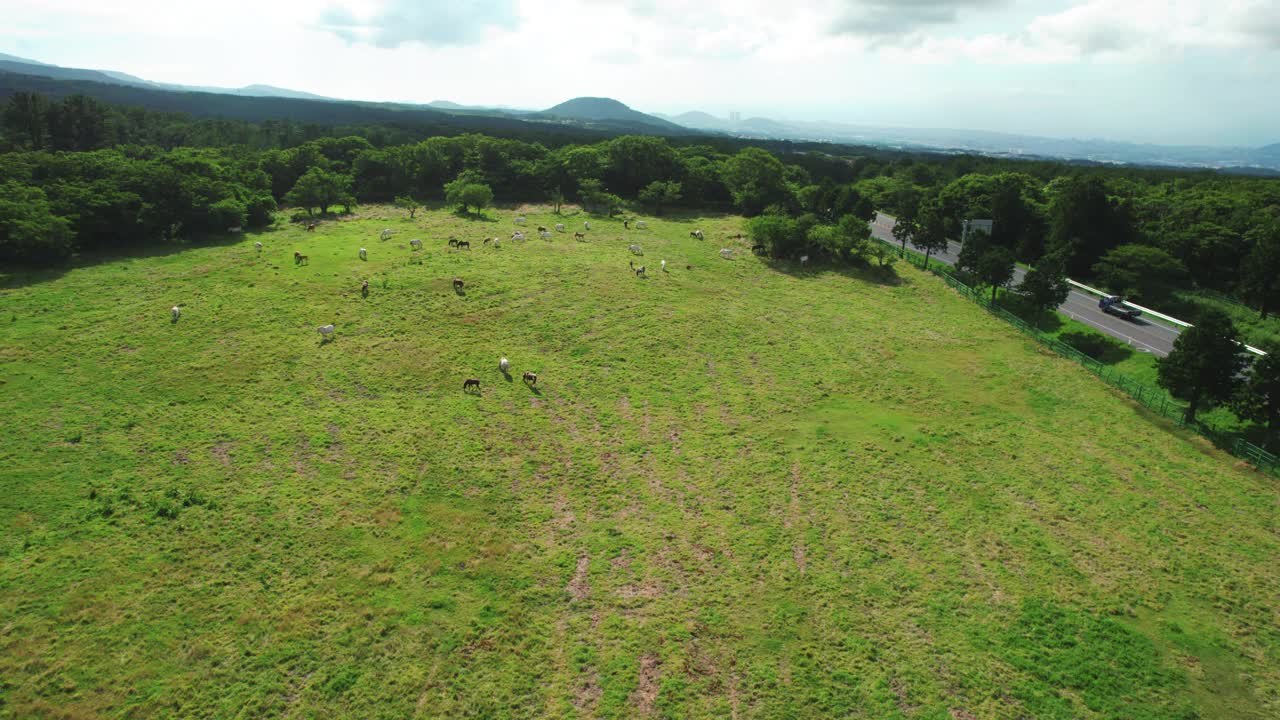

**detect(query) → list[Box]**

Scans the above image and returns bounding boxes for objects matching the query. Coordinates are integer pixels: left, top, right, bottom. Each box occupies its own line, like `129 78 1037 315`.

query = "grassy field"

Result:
2 204 1277 719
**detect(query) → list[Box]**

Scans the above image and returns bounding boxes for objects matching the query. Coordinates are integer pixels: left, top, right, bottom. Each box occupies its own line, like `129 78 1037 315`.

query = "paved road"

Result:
870 214 1182 357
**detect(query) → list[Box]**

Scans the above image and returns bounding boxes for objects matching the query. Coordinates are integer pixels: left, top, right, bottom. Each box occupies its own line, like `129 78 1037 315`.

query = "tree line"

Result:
3 90 1279 327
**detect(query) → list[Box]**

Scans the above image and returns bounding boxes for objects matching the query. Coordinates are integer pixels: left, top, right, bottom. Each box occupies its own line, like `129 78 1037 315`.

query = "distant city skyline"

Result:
5 0 1279 147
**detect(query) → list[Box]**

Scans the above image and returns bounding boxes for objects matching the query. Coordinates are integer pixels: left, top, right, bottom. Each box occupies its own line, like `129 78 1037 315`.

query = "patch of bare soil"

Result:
210 441 235 467
568 554 590 602
630 654 661 716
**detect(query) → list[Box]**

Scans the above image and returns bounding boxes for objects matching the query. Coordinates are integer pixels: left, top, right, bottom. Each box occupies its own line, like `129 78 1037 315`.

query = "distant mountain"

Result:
669 111 732 131
0 52 51 66
428 100 467 110
659 108 1280 172
537 97 696 135
0 53 330 102
0 59 148 88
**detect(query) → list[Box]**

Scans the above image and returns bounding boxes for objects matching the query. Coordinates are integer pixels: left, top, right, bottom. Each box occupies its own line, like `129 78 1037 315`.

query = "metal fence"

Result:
877 238 1280 477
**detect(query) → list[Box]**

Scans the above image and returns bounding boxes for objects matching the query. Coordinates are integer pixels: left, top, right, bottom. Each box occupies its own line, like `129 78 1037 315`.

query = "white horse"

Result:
499 357 510 373
410 238 422 249
171 306 180 321
359 248 367 260
317 324 335 341
380 229 393 241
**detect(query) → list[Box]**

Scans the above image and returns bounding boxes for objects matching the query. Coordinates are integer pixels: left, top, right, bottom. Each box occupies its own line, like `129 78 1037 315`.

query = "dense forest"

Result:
2 89 1279 323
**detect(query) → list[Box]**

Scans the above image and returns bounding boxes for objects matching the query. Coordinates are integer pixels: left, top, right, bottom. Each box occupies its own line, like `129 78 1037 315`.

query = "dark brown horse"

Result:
457 240 471 250
294 252 309 265
448 238 459 247
522 371 537 386
453 277 465 291
463 378 481 392
361 279 369 297
306 222 317 232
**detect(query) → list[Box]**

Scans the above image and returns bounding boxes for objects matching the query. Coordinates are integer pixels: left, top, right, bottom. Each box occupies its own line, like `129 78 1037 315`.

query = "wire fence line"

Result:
874 237 1280 477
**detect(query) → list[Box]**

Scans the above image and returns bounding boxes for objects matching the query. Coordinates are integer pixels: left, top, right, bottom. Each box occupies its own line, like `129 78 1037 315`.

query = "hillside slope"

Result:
538 96 698 135
0 207 1275 718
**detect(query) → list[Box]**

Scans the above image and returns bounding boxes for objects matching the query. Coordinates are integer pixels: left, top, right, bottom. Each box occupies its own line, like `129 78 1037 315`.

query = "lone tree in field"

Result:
1239 220 1280 319
285 167 355 216
638 180 682 216
1157 309 1246 424
548 185 565 214
444 171 493 217
395 195 422 219
1232 343 1280 441
1018 244 1072 314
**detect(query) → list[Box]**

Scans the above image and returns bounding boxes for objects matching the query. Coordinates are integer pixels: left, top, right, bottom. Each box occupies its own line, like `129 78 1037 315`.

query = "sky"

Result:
5 0 1280 147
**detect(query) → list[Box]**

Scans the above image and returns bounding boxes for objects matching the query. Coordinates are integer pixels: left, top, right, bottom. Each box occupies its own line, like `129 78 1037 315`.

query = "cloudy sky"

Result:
5 0 1280 146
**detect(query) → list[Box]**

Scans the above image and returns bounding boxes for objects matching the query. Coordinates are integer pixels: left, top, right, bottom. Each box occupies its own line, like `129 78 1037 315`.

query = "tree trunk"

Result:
992 285 998 304
319 204 329 215
924 249 931 267
1184 394 1200 424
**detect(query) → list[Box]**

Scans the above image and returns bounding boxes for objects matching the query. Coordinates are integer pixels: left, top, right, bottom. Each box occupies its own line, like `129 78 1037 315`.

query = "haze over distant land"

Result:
5 0 1280 147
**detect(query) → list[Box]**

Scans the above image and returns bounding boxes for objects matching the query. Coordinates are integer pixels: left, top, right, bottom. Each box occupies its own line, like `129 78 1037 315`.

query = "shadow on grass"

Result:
1057 331 1135 365
451 208 499 223
0 230 257 290
763 257 904 287
994 294 1065 333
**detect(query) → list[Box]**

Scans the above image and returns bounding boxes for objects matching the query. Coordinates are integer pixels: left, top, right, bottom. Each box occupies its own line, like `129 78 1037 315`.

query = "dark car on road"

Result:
1099 295 1141 321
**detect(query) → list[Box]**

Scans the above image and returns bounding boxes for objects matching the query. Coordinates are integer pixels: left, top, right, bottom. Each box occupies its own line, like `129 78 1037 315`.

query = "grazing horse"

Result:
624 219 630 230
294 252 309 265
306 222 317 232
453 277 465 291
522 371 537 386
457 240 471 250
629 260 646 277
537 226 547 233
361 280 369 297
448 238 459 247
483 237 492 245
463 378 481 393
574 232 586 240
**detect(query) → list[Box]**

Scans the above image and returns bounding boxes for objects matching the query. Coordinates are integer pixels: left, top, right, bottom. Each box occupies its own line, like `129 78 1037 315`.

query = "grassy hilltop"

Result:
1 205 1277 718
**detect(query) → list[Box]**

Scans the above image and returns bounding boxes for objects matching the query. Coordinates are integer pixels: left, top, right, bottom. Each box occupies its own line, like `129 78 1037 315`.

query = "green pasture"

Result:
1 205 1276 719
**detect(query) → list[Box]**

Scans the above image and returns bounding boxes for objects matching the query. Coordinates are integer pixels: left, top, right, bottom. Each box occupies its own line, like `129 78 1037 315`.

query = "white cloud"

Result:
318 0 520 48
830 0 1010 39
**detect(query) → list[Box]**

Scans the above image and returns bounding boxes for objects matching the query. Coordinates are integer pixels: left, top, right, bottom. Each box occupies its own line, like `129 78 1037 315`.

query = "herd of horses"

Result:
289 213 753 395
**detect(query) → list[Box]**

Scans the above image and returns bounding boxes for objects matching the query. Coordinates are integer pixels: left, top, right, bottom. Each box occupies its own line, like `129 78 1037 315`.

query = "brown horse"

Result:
457 240 471 250
361 279 369 297
463 378 481 393
574 232 585 240
453 277 465 291
306 222 317 232
522 371 537 386
448 238 459 247
294 252 309 265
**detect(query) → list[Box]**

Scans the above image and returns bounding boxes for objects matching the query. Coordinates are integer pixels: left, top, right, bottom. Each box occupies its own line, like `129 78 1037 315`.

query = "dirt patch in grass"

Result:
630 654 661 716
210 441 235 467
568 554 590 602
